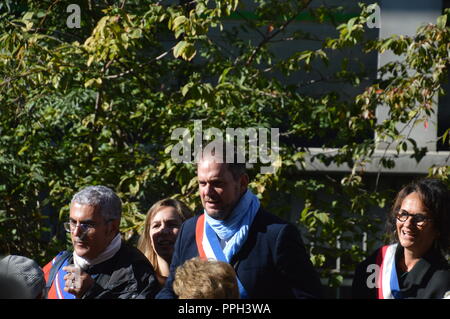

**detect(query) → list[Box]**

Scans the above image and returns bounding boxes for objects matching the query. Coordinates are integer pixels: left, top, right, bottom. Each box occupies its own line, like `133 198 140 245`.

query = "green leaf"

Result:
18 145 30 156
181 82 194 96
23 12 34 21
315 212 330 225
87 55 95 67
442 128 450 144
121 33 129 42
84 78 102 88
129 28 142 39
173 40 188 58
346 17 358 31
172 15 187 31
129 182 140 196
218 67 232 84
182 43 196 61
437 14 447 28
36 11 46 19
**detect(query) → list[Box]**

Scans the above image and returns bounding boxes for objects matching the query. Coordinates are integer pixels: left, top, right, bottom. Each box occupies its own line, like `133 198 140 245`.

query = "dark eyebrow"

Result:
166 219 181 224
208 178 224 183
69 218 96 224
399 209 428 216
198 179 224 185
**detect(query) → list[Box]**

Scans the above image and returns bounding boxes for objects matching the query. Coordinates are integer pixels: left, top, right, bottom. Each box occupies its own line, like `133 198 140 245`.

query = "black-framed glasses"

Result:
396 210 432 226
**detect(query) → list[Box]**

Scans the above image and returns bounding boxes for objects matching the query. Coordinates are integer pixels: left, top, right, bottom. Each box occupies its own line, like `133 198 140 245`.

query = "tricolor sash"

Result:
195 214 248 298
43 252 76 299
375 243 402 299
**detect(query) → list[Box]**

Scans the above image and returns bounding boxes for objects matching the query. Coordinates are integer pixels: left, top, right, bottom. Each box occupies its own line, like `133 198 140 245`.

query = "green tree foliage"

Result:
0 0 449 287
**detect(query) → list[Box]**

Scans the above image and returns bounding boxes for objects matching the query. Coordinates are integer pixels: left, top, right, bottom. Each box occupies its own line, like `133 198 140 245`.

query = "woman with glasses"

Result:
352 178 450 299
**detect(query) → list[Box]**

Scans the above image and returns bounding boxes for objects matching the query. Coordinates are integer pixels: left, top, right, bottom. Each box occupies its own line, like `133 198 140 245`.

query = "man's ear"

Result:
240 173 249 192
109 219 120 236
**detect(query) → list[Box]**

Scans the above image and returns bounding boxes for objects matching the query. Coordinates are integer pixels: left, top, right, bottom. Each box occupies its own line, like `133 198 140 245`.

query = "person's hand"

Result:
63 265 94 298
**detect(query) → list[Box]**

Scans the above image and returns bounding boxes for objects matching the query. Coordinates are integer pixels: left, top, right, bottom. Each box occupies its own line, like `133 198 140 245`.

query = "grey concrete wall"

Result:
376 0 443 151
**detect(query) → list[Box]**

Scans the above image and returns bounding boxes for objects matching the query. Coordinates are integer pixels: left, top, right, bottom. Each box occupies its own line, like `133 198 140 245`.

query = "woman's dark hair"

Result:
386 178 449 254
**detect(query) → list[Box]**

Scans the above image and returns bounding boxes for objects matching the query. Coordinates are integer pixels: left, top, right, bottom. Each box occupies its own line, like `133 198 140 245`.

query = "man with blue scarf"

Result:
156 149 322 299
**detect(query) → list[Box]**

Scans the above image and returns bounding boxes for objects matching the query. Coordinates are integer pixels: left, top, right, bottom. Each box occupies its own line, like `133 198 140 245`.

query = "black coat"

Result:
156 208 323 299
82 241 160 298
352 244 450 299
45 241 159 299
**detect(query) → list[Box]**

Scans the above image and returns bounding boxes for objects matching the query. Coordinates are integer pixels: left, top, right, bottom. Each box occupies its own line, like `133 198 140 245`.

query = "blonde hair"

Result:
137 198 193 276
173 257 240 299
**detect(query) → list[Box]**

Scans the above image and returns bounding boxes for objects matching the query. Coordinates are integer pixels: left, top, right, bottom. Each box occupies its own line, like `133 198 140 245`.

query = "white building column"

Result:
376 0 442 151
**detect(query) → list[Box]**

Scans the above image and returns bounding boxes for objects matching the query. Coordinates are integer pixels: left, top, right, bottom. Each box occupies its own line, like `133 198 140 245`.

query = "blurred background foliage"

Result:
0 0 449 290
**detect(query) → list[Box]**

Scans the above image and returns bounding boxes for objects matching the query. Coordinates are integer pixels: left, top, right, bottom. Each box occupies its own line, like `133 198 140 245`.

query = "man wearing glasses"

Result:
43 185 159 299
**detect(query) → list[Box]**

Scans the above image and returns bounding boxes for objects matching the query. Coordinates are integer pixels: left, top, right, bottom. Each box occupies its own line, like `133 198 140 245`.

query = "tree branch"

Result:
36 0 61 32
245 0 313 66
374 111 421 191
234 11 266 40
105 47 174 80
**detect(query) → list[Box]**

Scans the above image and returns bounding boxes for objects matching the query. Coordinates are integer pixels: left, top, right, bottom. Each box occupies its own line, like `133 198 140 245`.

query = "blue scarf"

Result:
204 189 260 262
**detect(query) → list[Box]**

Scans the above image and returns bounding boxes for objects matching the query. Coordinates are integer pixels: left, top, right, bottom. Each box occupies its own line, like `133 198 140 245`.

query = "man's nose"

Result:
72 224 82 235
72 224 87 239
204 183 215 196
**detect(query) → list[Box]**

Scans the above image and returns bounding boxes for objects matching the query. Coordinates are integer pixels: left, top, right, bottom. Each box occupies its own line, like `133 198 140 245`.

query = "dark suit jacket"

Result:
156 208 323 299
352 244 450 299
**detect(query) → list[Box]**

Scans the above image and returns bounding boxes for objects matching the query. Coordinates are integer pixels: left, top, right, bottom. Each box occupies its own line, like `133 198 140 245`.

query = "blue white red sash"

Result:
376 243 402 299
195 214 248 298
44 252 76 299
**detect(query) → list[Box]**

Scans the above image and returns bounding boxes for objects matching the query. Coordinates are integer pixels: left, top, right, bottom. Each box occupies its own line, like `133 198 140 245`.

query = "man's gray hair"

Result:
71 185 122 220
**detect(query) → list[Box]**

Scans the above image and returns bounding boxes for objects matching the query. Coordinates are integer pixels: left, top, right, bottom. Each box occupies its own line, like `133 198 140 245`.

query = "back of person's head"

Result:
0 273 30 299
71 185 122 220
173 257 240 299
0 255 46 299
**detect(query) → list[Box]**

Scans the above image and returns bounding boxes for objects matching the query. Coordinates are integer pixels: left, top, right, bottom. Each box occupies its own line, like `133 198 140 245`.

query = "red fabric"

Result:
375 245 388 299
195 214 207 260
42 258 58 299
